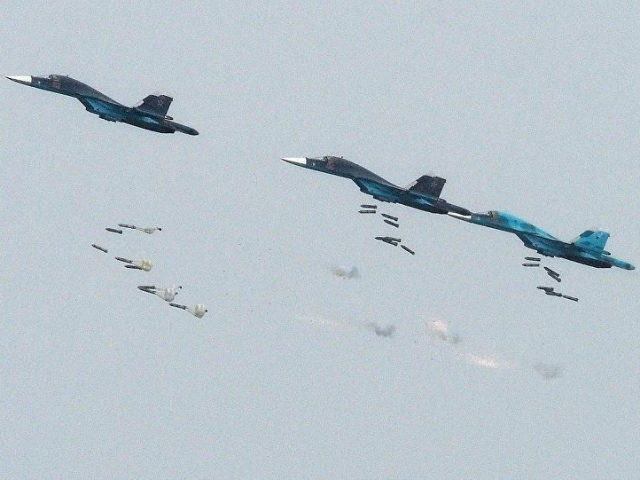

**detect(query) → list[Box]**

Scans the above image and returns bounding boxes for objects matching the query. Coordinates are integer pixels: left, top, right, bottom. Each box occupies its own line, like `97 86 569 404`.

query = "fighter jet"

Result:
282 156 471 216
448 210 635 270
6 75 198 135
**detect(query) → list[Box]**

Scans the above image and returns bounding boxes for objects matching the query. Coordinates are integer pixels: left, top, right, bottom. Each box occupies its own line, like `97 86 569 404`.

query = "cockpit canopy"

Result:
477 210 499 219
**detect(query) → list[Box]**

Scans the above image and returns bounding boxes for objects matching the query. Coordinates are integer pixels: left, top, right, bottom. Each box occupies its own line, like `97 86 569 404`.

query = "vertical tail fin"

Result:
407 175 446 198
571 230 610 253
135 94 173 116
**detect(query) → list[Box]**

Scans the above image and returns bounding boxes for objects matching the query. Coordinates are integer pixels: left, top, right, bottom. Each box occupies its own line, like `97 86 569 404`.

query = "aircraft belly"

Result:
356 180 399 202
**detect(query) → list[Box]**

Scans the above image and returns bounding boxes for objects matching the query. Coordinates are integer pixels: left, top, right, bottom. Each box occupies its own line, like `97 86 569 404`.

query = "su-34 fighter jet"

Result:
6 74 198 135
282 156 471 216
448 210 635 270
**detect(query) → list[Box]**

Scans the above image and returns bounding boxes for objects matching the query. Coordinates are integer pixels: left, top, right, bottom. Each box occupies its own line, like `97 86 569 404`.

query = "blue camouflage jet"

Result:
282 156 471 216
447 210 635 270
6 74 198 135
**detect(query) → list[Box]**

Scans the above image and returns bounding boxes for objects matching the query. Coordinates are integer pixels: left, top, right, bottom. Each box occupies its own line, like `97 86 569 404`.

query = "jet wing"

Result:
78 97 128 119
135 94 173 116
353 178 407 202
515 232 566 256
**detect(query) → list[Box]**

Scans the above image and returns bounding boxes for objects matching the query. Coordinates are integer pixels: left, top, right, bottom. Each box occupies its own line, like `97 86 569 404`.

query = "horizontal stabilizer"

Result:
407 175 446 198
135 94 173 116
571 230 610 253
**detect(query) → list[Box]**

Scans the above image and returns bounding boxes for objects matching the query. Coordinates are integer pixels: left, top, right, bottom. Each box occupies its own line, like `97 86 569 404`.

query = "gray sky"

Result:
2 2 639 478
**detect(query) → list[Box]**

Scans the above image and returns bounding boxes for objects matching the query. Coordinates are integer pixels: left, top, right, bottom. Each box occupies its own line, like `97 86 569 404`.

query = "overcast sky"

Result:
2 2 639 478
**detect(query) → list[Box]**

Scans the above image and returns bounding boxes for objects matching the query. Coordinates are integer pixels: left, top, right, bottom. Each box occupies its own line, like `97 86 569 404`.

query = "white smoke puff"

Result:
533 363 563 380
366 323 395 338
330 265 359 279
428 319 461 344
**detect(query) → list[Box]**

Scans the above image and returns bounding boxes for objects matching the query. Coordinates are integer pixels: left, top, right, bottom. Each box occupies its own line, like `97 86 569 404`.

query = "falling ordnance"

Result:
105 227 123 234
543 266 560 277
536 286 555 292
374 236 398 246
139 284 182 301
383 219 399 228
375 236 401 242
358 209 376 214
190 304 208 318
135 259 153 271
525 257 541 262
522 263 539 267
401 245 415 255
547 274 561 283
544 291 562 297
170 302 208 318
118 223 162 234
91 244 108 253
381 213 399 222
118 258 152 271
137 226 162 234
562 295 579 302
360 204 377 209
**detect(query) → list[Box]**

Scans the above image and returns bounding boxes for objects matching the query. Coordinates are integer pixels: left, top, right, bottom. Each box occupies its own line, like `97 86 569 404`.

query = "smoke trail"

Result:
297 314 349 330
462 353 509 370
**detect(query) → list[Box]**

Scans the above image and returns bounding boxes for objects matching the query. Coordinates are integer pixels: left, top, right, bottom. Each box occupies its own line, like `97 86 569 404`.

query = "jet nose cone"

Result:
281 157 308 167
6 75 33 85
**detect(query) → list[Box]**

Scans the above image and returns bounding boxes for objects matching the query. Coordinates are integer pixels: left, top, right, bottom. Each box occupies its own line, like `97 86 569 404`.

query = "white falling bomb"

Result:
170 303 208 318
118 223 162 234
138 285 182 301
115 256 153 271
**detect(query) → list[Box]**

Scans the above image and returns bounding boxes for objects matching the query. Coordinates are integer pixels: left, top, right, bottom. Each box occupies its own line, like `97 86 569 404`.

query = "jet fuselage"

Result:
282 156 471 216
6 74 198 135
448 210 634 270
